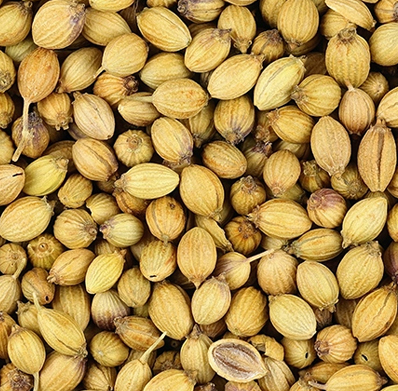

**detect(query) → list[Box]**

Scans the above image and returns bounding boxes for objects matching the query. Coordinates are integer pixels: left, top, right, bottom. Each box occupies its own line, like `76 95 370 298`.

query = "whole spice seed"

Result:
3 1 398 389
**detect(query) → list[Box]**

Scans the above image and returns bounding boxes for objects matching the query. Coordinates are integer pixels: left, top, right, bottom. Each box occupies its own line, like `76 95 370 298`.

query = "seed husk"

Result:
351 283 398 342
357 119 396 192
208 338 268 382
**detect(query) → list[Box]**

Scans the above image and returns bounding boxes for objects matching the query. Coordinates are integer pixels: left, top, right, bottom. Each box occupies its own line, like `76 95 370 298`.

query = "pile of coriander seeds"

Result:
1 0 398 390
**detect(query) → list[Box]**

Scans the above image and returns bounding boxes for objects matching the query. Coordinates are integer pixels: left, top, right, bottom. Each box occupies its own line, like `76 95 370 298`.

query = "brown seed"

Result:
91 289 131 331
331 162 368 200
52 284 91 331
277 0 319 49
0 164 25 206
137 6 192 52
208 54 263 100
0 243 27 276
48 248 95 286
315 325 357 364
23 155 68 197
118 93 161 127
357 119 396 192
177 227 217 288
140 52 192 90
85 252 125 294
7 324 46 391
180 325 215 384
306 188 347 229
114 315 164 351
337 241 383 300
320 9 355 40
87 0 132 10
100 213 144 248
251 29 285 64
0 1 33 47
33 293 87 357
86 192 121 225
217 5 256 53
148 280 194 340
254 55 305 111
0 51 16 93
258 357 295 391
11 111 50 158
89 330 129 367
117 267 151 308
178 0 225 23
214 94 255 144
310 116 351 177
257 249 298 296
53 208 98 249
32 0 86 49
182 100 216 148
263 150 301 197
72 92 115 140
38 351 87 391
266 105 315 145
325 27 370 88
0 92 15 130
180 164 225 221
287 228 343 262
83 361 117 391
151 117 194 165
72 137 119 182
146 196 186 243
115 162 180 200
281 337 316 369
202 141 247 180
359 71 389 105
184 28 231 73
325 0 376 30
14 47 59 162
308 364 385 391
291 74 342 117
353 340 382 373
352 284 398 342
379 335 398 383
21 267 55 305
248 199 312 240
296 261 339 312
208 339 268 382
57 47 102 93
82 7 131 46
143 368 196 391
99 33 148 78
0 196 54 243
0 311 15 360
152 77 208 119
269 294 317 340
225 287 268 337
338 83 375 136
140 240 177 282
340 197 387 248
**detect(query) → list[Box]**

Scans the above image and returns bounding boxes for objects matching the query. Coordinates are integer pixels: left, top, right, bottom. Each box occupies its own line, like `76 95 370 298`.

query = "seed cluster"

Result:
1 0 398 391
